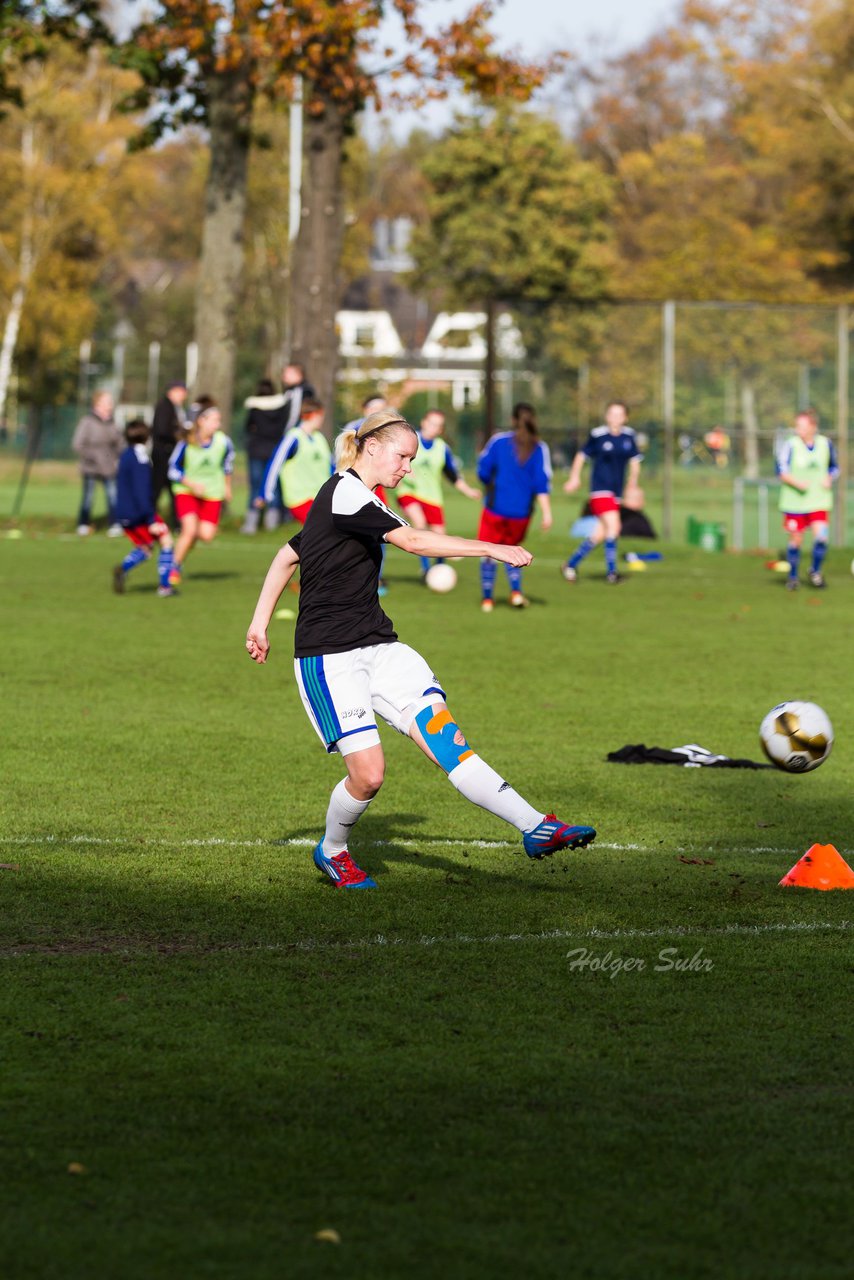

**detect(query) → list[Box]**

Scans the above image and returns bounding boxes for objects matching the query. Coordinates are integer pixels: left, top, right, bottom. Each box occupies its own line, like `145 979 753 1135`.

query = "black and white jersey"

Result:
288 469 408 658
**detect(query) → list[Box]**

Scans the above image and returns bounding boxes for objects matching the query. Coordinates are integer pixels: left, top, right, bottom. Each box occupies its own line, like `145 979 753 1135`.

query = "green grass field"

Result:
2 467 852 1279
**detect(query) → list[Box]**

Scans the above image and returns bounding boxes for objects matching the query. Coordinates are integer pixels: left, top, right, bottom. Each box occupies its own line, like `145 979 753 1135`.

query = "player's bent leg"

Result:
407 699 596 856
809 523 829 587
197 520 218 544
601 510 621 581
313 744 384 889
565 524 603 580
785 528 803 590
480 556 497 609
343 743 385 800
173 514 198 580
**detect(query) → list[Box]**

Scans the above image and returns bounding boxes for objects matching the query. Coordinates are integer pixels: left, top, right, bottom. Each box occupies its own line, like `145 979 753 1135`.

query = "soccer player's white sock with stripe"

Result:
447 754 542 833
323 777 372 856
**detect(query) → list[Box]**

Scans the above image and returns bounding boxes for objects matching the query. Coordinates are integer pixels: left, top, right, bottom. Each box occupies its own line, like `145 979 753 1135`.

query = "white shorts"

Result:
294 643 446 756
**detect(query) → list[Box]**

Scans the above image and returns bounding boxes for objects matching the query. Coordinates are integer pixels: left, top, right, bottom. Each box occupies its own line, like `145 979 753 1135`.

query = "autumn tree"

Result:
561 0 849 467
113 1 556 425
408 106 614 433
0 33 140 416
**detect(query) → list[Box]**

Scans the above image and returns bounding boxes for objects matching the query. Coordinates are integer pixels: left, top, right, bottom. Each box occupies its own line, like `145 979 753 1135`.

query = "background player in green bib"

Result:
168 397 235 586
395 409 480 578
262 398 332 525
776 408 838 591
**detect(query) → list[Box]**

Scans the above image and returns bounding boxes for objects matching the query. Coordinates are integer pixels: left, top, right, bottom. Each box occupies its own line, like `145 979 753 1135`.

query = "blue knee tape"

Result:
414 704 474 774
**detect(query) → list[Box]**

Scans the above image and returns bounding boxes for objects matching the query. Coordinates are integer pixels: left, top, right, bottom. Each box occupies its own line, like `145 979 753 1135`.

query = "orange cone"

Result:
779 844 854 890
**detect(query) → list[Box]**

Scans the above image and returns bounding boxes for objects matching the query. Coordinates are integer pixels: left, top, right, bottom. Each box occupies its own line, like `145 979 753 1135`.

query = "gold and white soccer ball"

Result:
425 563 457 593
759 701 833 773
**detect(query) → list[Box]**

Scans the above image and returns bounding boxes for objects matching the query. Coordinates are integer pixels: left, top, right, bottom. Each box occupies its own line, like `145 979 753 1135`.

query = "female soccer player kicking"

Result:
246 409 596 889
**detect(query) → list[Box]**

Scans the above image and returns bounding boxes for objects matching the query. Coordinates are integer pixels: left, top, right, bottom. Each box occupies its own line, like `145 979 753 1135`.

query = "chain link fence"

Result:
2 300 852 546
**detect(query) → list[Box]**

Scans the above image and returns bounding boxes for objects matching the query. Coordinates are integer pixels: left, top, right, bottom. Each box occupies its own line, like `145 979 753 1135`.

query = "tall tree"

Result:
0 35 138 417
408 106 614 433
115 1 556 424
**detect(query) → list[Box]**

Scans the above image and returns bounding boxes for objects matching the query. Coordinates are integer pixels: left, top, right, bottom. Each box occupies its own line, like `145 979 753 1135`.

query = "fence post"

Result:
733 476 743 550
836 303 849 546
662 300 675 540
758 482 768 549
147 341 161 408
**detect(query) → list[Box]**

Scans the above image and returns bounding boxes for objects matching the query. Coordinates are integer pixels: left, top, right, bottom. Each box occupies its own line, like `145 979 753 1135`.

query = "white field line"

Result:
1 833 845 858
279 920 853 954
2 921 849 959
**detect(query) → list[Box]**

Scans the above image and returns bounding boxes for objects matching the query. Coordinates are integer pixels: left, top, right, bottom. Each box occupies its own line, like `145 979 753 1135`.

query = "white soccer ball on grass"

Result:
425 563 458 593
759 701 833 773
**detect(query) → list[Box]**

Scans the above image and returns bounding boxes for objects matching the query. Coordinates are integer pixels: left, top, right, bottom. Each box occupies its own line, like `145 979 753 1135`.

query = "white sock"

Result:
323 778 372 855
447 754 542 833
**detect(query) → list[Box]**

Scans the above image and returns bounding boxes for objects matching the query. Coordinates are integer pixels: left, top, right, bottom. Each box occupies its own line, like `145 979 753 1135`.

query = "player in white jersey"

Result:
246 409 596 889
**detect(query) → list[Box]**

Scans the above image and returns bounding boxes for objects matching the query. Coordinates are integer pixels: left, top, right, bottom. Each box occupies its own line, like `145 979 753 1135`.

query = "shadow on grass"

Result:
279 811 553 893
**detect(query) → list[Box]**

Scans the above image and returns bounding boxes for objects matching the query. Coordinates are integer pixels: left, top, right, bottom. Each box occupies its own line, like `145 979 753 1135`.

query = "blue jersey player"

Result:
476 403 552 610
562 401 641 584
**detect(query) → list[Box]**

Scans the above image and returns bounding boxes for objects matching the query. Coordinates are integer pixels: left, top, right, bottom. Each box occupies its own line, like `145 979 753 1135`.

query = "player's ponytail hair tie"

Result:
335 408 415 470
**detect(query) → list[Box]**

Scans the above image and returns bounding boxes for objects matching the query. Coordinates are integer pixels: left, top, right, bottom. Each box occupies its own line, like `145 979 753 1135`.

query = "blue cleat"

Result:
312 841 377 889
523 814 597 860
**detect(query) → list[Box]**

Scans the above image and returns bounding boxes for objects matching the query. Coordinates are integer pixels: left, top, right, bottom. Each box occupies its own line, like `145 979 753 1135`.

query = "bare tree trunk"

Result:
0 126 35 423
194 69 254 428
289 94 347 433
741 379 760 481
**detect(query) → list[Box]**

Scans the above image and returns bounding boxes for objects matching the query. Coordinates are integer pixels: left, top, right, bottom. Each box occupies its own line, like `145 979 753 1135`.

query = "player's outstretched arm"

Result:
564 453 586 493
454 477 481 500
385 526 532 566
246 542 300 664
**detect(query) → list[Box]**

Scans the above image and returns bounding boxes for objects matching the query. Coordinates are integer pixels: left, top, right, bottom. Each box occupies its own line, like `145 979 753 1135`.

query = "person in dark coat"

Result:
240 378 288 534
151 381 187 526
240 364 314 533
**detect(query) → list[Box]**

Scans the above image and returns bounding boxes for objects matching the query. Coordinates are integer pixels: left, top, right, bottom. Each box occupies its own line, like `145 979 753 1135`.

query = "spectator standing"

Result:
239 362 314 532
72 390 123 536
151 381 188 526
240 378 288 534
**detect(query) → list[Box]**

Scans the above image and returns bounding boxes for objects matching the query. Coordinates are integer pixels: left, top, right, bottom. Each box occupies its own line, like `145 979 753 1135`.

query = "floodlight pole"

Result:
662 300 676 540
836 303 849 545
484 298 496 441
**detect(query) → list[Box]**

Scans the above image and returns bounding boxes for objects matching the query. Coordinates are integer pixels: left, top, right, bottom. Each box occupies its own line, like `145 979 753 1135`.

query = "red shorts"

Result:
175 494 223 525
590 493 621 517
374 485 389 507
478 509 530 545
289 499 313 525
398 495 445 525
783 511 828 534
123 522 164 549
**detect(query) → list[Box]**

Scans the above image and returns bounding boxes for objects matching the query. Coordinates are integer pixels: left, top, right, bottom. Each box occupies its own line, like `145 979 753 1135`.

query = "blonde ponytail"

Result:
335 426 360 471
335 409 414 471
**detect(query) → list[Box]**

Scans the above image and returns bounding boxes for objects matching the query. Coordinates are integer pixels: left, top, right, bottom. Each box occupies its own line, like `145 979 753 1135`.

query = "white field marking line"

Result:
1 833 846 858
2 921 849 959
280 920 853 954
